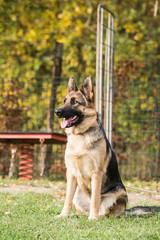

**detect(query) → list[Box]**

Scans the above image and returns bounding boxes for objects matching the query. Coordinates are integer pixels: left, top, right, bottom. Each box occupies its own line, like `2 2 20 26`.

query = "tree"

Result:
0 0 159 178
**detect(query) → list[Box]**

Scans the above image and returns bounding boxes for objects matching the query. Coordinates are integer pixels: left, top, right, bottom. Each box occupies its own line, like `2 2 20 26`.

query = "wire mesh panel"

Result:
113 76 160 180
96 4 114 145
0 77 68 133
95 5 159 180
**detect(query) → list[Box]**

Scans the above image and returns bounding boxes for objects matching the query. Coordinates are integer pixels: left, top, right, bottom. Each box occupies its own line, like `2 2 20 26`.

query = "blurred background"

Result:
0 0 159 180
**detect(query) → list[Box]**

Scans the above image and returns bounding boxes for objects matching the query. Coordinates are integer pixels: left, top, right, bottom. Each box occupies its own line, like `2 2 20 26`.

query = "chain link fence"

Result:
113 76 159 180
0 76 159 179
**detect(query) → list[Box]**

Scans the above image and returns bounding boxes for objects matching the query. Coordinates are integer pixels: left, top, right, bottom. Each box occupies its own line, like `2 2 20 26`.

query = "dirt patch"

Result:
128 192 160 205
0 183 159 205
0 185 52 194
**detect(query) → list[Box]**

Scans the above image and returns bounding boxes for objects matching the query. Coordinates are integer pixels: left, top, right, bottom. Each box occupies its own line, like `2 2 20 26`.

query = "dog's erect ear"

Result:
68 76 78 92
81 75 93 101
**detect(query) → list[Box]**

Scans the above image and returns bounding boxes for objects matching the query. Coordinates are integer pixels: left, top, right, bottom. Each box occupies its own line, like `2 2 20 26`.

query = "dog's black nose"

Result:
55 108 63 117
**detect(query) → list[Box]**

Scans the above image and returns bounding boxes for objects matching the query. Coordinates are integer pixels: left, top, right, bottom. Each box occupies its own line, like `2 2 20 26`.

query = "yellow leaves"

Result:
10 14 16 21
25 29 37 42
125 24 135 33
87 8 92 14
126 28 132 33
25 71 34 79
123 121 128 127
65 18 72 27
140 94 146 100
44 34 49 40
148 96 154 109
70 58 79 67
153 89 157 96
114 21 118 28
131 45 136 51
29 29 36 37
17 29 23 37
140 77 147 82
134 34 139 41
55 160 61 164
43 119 47 125
57 37 67 44
154 43 158 48
125 24 143 42
75 6 80 13
57 13 63 19
141 103 147 110
58 12 71 27
17 50 21 56
140 97 155 110
75 26 80 32
148 40 155 45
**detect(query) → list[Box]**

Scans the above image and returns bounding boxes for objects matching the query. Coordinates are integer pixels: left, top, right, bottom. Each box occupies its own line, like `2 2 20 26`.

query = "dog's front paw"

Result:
88 215 98 220
55 214 68 219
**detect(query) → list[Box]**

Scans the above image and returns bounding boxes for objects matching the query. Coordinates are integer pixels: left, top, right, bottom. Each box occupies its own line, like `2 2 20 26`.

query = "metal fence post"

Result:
96 4 115 146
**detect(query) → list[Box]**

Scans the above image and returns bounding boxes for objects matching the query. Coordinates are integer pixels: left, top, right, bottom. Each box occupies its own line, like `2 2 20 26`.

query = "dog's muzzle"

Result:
55 106 83 128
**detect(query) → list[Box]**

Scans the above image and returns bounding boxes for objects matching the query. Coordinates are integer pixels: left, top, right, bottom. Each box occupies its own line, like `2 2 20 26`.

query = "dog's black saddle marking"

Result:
96 113 126 195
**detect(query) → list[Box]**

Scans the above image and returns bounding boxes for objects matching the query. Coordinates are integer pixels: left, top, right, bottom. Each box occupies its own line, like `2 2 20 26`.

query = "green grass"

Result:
0 190 160 240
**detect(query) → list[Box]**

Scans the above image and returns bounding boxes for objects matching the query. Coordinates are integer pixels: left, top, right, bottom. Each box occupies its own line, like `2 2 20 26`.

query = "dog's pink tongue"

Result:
60 119 68 128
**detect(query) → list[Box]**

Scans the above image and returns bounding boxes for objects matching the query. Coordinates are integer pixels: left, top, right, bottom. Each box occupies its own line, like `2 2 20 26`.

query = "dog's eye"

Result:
70 97 76 105
64 98 66 104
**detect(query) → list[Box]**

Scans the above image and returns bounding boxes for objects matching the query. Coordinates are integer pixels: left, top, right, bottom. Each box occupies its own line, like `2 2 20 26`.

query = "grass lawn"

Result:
0 180 160 240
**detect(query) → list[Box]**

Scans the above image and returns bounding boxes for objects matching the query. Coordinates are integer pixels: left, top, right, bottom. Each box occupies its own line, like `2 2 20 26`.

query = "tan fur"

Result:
56 77 127 220
73 187 127 217
64 117 108 220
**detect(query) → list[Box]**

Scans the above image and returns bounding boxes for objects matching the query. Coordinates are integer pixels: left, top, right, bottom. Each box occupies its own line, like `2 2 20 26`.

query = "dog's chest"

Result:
65 134 92 171
65 133 105 179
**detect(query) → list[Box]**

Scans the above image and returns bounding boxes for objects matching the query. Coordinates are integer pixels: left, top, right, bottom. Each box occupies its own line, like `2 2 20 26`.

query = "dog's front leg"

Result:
89 172 103 220
57 169 77 218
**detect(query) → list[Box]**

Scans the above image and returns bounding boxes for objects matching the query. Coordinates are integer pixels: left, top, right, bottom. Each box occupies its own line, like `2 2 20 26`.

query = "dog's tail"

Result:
125 206 160 216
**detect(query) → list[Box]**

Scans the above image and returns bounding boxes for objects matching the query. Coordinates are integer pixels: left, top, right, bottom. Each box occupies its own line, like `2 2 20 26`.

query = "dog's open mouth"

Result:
60 115 79 128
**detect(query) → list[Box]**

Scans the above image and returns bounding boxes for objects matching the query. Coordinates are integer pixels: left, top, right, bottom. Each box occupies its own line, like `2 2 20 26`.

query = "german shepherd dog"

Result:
55 76 128 220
